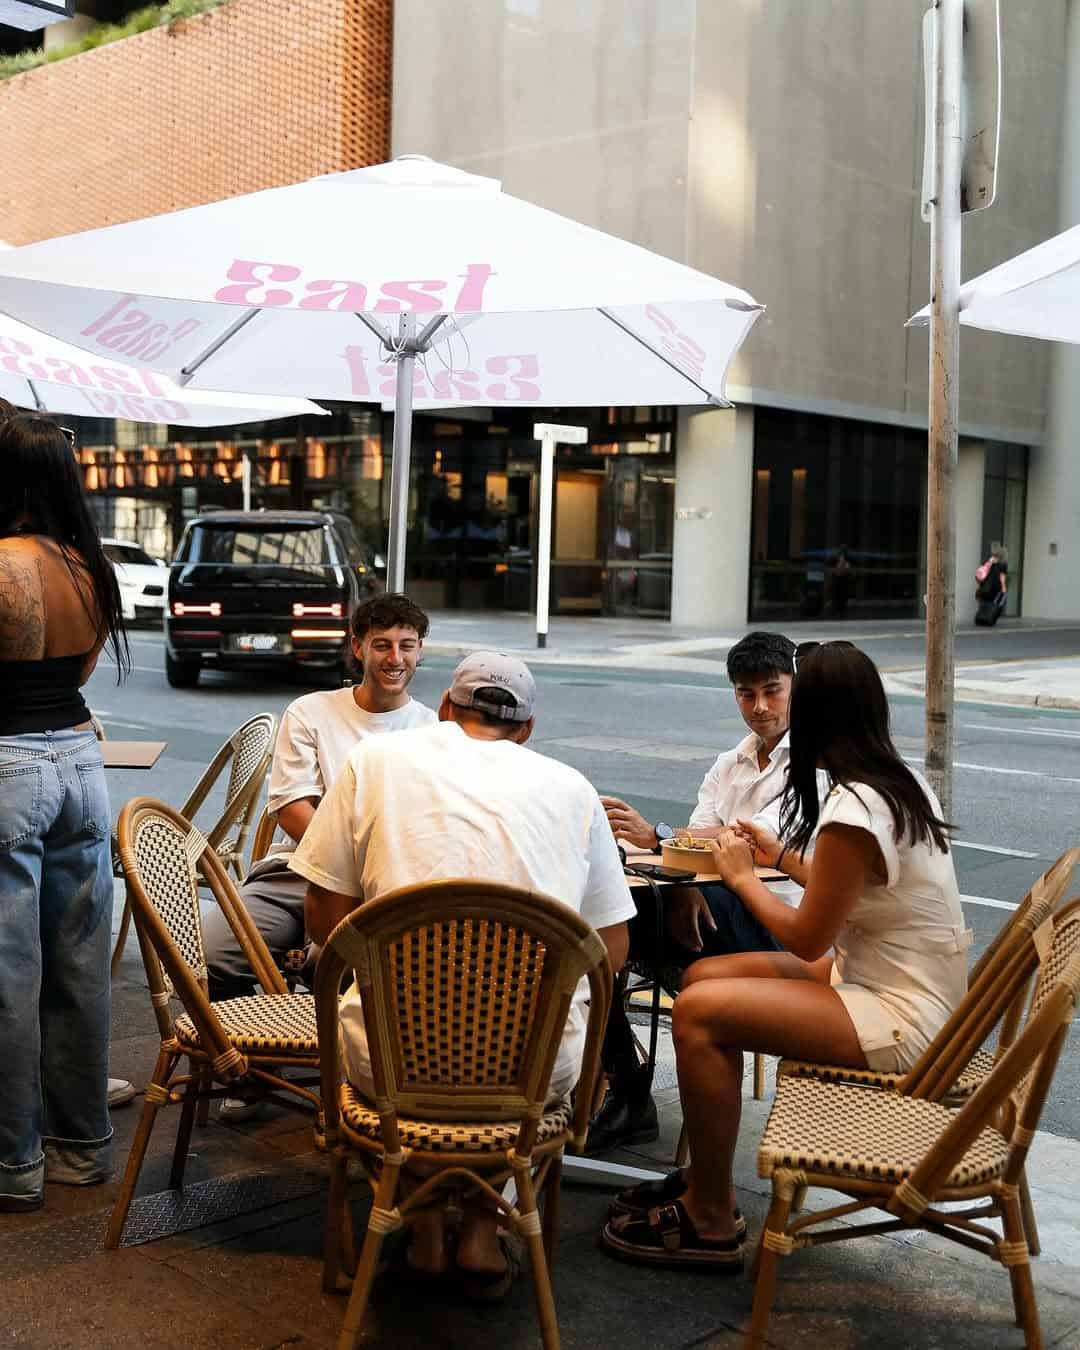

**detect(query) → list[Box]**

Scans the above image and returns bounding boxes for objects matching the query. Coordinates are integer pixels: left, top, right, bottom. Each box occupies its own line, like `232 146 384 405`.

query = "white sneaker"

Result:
219 1096 267 1123
108 1078 137 1108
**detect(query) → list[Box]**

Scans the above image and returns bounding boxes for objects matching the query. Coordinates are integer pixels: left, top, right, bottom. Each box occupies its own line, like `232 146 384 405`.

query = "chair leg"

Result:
337 1158 401 1350
1018 1168 1041 1258
168 1073 200 1191
753 1052 766 1100
323 1152 350 1294
514 1160 561 1350
105 1046 177 1249
674 1122 690 1169
195 1066 212 1128
1001 1186 1042 1346
747 1178 795 1349
110 887 133 978
541 1153 563 1271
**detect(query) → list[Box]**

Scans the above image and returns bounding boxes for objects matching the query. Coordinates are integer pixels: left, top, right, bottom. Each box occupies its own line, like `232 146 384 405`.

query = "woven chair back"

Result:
316 879 611 1141
1010 898 1080 1122
117 796 288 1044
968 847 1080 986
179 712 276 855
903 852 1076 1102
897 899 1080 1218
127 806 209 985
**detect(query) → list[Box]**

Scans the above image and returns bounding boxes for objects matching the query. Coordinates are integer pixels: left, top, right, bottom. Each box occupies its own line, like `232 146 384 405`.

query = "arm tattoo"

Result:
0 544 45 659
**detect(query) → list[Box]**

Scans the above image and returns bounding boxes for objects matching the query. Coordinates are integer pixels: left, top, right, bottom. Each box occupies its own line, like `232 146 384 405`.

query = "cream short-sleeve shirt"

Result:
820 776 971 1072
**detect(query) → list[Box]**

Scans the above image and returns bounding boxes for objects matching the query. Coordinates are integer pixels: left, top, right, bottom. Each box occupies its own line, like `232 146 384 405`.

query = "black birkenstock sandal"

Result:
600 1199 745 1272
608 1170 746 1238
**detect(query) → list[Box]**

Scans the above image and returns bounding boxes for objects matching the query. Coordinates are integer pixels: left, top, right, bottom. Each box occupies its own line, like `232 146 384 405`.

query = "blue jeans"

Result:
0 728 113 1199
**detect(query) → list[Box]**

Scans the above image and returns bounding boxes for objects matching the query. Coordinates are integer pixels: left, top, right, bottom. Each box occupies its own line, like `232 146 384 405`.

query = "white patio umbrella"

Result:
0 156 762 591
908 223 1080 342
0 311 327 427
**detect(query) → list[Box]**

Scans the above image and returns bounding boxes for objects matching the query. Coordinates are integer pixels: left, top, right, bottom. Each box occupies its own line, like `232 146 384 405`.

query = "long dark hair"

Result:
0 410 130 678
779 642 950 855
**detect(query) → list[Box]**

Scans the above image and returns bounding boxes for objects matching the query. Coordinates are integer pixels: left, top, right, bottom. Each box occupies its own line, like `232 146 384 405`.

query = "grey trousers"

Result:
203 856 306 1001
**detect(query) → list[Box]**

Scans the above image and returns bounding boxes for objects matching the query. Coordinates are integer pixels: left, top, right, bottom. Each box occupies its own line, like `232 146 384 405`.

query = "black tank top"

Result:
0 652 92 735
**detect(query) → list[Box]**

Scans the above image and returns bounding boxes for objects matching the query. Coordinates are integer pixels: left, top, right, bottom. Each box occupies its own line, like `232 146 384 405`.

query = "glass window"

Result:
749 408 927 622
179 523 331 566
981 441 1027 616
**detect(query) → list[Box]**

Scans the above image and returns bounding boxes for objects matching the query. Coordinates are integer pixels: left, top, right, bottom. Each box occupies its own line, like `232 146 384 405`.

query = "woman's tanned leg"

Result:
672 974 865 1239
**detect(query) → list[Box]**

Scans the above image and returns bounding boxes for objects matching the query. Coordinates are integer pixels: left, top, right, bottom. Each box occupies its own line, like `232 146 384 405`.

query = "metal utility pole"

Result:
924 0 964 819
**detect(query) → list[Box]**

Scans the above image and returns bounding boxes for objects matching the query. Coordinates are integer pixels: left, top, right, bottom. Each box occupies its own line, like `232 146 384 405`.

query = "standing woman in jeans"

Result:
0 408 129 1211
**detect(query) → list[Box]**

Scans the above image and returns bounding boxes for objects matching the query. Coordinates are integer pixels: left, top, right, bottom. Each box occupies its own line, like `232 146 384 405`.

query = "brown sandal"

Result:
600 1199 745 1272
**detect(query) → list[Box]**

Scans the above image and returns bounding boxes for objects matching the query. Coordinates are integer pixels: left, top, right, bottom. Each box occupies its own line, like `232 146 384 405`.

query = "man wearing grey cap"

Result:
291 650 634 1294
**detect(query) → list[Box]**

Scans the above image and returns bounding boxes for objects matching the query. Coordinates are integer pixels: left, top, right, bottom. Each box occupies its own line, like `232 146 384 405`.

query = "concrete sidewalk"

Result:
1 890 1077 1350
420 610 1080 710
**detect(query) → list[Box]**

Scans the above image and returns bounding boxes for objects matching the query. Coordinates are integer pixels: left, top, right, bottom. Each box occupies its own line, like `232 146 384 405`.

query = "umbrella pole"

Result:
386 317 416 595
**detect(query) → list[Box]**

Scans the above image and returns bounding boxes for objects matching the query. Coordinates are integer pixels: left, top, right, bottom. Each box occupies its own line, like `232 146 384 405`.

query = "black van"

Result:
164 510 383 687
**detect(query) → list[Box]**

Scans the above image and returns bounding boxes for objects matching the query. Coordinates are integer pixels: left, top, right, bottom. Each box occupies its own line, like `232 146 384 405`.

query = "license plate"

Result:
234 633 279 652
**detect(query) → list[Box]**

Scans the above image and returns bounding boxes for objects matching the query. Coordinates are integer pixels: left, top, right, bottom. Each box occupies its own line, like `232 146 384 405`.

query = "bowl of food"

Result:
660 833 716 871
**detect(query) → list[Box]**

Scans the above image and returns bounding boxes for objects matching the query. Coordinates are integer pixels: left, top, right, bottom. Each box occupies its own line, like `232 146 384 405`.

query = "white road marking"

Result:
961 723 1080 740
902 754 1080 786
960 894 1019 912
953 841 1038 859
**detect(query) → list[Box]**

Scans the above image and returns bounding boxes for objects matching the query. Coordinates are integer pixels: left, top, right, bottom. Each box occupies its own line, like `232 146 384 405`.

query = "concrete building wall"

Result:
393 1 1076 621
689 1 1061 440
391 0 695 263
0 0 392 244
1027 0 1080 619
670 406 753 627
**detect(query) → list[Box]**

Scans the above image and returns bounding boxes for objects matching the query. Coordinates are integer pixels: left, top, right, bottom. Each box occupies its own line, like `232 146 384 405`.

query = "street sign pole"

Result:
533 423 587 649
925 0 964 819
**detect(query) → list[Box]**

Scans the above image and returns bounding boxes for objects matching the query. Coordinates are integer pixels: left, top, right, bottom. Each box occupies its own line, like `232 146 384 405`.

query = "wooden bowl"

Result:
660 838 715 871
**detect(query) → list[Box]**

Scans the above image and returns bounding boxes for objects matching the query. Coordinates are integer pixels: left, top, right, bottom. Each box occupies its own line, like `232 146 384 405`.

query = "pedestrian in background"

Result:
0 408 129 1212
975 542 1008 626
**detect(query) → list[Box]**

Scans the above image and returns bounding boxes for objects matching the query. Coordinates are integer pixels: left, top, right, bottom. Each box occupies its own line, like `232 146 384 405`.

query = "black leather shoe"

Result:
584 1088 660 1155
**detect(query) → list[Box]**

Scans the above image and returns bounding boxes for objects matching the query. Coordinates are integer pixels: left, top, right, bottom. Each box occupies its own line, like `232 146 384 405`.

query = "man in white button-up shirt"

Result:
592 632 825 1154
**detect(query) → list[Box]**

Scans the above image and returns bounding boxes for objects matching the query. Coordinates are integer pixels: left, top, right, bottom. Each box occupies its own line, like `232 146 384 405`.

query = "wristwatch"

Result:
653 822 675 853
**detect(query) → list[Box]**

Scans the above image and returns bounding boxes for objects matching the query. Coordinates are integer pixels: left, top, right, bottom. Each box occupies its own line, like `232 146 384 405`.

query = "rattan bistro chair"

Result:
314 880 613 1350
748 899 1080 1350
106 796 320 1250
775 847 1080 1251
248 803 279 869
110 712 277 975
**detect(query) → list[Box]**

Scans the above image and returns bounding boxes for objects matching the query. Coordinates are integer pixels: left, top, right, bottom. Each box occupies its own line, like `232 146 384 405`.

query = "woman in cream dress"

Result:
602 640 969 1272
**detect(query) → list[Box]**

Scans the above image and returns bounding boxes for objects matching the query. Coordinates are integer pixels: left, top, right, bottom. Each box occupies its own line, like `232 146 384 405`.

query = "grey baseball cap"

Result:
448 650 537 723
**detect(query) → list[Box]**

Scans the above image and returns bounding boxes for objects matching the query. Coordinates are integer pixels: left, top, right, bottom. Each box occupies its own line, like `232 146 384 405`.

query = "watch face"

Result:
655 823 675 841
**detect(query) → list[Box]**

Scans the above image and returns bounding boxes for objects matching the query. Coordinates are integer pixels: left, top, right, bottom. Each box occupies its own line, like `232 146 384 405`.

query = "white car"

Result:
101 538 171 624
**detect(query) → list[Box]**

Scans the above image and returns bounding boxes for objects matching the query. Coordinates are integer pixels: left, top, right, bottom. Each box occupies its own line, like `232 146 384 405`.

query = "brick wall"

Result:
0 0 392 244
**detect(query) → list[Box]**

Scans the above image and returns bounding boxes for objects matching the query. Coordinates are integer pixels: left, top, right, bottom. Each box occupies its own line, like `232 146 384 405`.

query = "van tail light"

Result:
291 628 348 640
292 602 343 618
173 601 222 617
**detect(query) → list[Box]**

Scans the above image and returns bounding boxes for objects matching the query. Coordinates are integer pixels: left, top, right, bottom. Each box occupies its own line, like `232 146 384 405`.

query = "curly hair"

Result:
350 592 430 643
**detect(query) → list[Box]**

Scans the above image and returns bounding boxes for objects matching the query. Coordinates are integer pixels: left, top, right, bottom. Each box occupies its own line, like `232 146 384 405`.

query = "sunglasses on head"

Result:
793 639 856 674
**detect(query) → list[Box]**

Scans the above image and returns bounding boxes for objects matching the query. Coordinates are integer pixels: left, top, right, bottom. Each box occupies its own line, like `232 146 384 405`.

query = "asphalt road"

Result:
88 629 1080 1139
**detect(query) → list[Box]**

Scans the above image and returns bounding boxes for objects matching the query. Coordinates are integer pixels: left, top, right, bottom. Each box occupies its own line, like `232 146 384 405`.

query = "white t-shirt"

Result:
820 776 971 1070
265 688 436 860
290 720 636 1095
